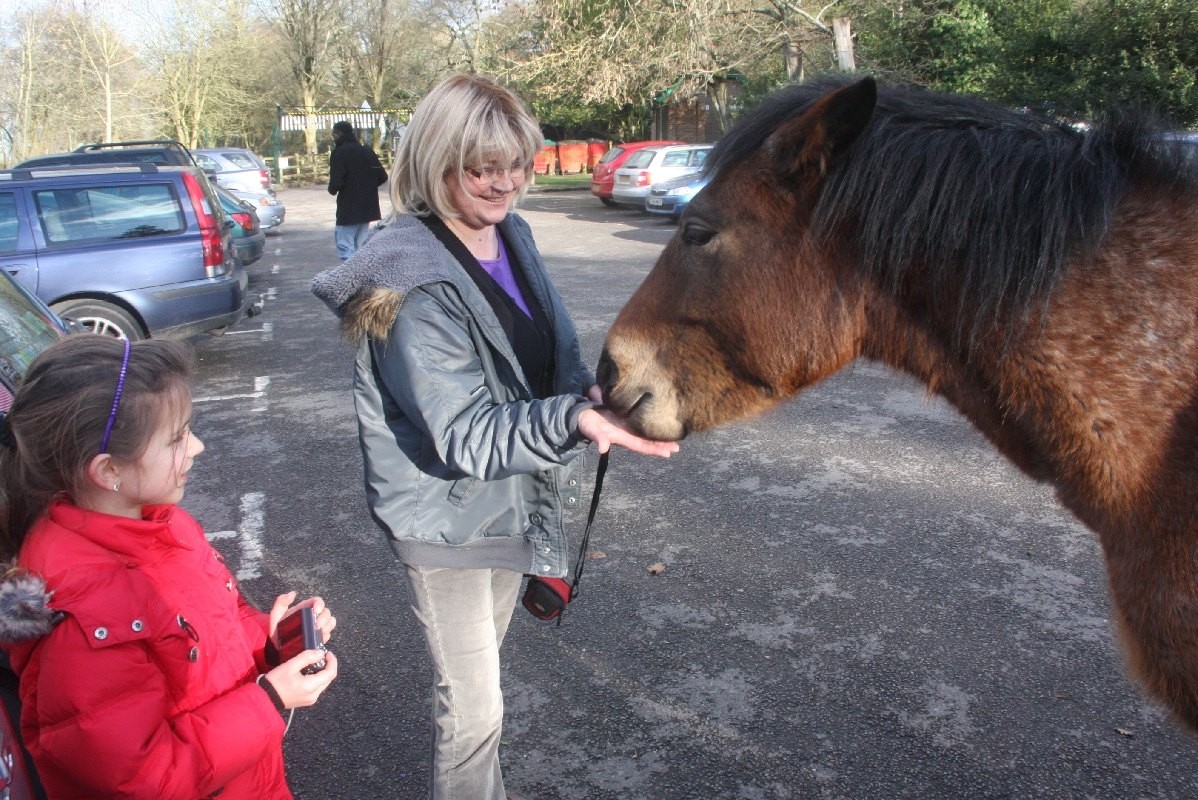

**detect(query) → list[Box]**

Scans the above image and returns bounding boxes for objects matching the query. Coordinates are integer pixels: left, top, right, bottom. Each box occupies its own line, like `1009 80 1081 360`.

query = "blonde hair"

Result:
390 75 543 219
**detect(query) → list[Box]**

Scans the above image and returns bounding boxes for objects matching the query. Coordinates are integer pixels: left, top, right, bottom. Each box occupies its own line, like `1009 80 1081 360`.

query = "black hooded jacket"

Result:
328 128 388 226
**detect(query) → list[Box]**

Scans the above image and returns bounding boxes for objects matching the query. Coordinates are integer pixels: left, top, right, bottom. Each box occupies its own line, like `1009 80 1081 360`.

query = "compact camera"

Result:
522 576 574 623
277 606 327 675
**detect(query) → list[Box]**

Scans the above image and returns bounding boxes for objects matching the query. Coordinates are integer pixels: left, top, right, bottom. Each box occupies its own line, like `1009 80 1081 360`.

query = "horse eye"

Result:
682 222 715 246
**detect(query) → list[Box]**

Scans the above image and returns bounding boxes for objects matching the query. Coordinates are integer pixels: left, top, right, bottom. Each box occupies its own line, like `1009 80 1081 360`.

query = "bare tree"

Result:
64 0 139 142
262 0 344 153
423 0 505 74
751 1 850 81
514 0 772 136
338 0 447 107
511 0 855 136
138 0 260 148
0 0 146 163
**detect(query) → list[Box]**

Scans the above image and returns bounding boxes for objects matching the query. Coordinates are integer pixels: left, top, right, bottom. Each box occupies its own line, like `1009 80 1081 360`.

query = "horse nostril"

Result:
596 349 619 393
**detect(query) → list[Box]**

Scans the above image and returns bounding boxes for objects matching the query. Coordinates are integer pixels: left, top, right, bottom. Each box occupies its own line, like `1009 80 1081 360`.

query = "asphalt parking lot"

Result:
183 184 1198 799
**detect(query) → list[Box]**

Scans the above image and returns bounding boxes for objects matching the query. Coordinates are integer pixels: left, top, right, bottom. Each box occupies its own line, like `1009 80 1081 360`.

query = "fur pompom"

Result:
0 567 61 642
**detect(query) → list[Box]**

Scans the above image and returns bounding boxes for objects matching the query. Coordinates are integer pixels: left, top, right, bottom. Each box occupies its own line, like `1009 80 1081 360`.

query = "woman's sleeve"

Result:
373 288 592 481
27 624 284 799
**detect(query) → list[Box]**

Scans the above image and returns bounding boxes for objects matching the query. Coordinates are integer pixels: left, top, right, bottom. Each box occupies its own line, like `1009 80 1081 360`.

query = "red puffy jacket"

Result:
0 501 291 799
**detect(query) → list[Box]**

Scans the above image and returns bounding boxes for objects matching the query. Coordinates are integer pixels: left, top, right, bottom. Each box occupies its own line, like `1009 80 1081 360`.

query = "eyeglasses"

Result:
464 161 526 184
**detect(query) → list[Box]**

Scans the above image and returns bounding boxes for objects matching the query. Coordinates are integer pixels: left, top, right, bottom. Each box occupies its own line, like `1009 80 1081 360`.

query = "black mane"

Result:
707 78 1197 340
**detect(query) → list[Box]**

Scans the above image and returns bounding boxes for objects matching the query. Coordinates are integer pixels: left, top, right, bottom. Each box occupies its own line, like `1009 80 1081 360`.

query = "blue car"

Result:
0 162 248 341
644 172 711 220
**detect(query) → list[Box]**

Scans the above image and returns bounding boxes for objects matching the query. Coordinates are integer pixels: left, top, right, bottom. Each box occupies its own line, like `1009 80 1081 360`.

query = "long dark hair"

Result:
0 335 192 559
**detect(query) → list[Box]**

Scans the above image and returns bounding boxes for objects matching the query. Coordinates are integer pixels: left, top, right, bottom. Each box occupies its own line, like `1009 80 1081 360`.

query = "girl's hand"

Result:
267 592 297 644
263 650 339 709
577 407 681 458
268 593 337 646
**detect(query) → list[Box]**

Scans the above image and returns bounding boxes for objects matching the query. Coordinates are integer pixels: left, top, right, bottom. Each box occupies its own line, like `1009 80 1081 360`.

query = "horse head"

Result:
598 78 878 441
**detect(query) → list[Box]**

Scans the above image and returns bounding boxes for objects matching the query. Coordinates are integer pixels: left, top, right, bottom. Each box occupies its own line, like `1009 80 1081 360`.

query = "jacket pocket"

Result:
446 477 476 507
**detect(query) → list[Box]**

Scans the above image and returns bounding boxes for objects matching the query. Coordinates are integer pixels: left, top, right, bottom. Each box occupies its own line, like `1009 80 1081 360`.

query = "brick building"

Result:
652 79 748 143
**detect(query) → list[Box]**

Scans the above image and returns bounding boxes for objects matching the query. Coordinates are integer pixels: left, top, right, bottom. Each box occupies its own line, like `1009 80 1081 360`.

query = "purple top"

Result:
477 236 531 317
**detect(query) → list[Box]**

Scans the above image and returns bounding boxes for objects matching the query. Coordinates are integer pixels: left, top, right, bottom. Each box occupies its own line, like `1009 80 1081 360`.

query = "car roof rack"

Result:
73 139 190 153
0 162 163 181
72 140 197 167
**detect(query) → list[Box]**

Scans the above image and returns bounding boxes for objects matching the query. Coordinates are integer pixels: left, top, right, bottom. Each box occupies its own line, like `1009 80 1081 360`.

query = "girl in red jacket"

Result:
0 334 339 799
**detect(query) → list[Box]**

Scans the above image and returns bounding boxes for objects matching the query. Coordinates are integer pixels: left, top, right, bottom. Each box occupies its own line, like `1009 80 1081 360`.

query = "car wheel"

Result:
51 299 144 341
600 197 618 207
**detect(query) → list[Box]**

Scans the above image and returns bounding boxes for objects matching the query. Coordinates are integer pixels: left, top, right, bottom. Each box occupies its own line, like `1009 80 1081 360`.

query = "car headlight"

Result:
666 186 694 197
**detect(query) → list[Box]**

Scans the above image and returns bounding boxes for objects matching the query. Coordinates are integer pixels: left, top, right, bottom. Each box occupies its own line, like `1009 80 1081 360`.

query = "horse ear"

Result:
766 77 877 179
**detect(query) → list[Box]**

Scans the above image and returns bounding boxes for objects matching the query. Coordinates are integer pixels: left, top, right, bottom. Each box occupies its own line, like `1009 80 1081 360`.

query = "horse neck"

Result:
860 281 1196 539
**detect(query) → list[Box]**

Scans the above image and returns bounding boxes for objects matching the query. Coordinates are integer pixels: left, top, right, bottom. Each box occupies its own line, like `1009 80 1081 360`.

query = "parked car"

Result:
590 140 682 206
15 140 196 169
0 269 64 800
0 657 42 800
0 162 249 341
1157 130 1198 165
610 144 712 207
193 148 286 230
213 183 265 266
0 269 70 411
228 189 285 231
645 172 712 220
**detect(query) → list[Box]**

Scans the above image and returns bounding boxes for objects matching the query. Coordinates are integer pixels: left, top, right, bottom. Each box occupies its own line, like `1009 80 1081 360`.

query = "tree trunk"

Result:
708 78 732 137
783 39 803 82
833 17 855 73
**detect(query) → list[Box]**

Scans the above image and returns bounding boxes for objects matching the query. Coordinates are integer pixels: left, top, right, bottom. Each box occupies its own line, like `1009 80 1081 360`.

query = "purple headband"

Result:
99 339 131 454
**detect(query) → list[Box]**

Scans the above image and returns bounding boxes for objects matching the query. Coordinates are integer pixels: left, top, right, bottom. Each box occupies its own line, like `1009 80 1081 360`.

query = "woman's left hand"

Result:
577 407 680 458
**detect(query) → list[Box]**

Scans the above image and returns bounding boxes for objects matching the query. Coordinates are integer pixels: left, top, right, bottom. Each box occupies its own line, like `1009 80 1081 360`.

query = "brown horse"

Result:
598 77 1198 730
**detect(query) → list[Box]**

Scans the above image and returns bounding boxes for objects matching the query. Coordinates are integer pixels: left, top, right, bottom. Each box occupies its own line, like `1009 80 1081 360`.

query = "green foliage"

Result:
1013 0 1198 125
852 0 1197 127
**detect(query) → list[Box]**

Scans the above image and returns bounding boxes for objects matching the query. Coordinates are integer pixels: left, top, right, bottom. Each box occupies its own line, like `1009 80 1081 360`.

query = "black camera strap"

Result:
568 450 610 601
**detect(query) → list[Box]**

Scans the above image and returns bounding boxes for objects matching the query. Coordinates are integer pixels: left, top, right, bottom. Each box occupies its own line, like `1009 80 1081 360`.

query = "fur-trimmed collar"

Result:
311 214 456 342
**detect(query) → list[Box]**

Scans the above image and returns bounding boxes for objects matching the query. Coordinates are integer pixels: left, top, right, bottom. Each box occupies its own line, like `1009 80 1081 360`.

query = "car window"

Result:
33 183 185 245
661 151 691 167
194 153 220 171
624 150 656 169
0 193 18 254
221 153 259 169
597 147 626 165
691 149 710 166
0 273 64 412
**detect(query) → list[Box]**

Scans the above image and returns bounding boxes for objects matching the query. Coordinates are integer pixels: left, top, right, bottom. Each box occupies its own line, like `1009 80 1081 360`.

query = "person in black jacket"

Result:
328 120 387 260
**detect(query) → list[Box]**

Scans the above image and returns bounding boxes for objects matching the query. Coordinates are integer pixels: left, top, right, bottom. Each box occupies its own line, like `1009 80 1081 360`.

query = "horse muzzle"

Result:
596 345 688 441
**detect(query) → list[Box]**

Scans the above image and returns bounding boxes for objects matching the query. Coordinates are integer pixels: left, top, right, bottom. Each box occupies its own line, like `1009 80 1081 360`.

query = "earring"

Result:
112 482 121 492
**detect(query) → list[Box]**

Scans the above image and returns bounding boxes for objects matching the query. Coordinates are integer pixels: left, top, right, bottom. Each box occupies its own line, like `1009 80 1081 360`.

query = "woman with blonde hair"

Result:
313 74 677 798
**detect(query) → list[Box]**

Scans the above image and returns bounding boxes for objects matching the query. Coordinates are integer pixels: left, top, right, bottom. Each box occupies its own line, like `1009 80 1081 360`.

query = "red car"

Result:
590 140 683 206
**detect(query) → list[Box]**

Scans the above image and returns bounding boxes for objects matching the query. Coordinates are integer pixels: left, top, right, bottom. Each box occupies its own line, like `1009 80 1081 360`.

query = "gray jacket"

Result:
311 213 595 578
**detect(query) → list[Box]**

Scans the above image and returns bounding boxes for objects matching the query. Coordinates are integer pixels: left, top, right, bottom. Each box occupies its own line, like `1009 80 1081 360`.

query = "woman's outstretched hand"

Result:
577 407 680 458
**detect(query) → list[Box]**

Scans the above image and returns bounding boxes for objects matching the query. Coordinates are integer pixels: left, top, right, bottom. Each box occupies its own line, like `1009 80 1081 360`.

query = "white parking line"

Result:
194 375 270 405
223 323 271 336
206 491 266 581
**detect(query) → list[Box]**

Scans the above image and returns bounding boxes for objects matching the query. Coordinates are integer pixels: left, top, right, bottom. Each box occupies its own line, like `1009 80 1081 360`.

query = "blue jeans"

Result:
334 223 371 261
402 565 523 800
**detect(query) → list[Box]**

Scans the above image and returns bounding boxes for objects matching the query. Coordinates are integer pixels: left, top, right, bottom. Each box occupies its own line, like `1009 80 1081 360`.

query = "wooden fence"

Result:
269 151 396 188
